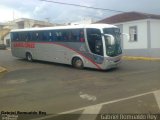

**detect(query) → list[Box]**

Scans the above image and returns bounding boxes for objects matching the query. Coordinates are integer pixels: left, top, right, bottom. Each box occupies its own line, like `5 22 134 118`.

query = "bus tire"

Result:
72 57 84 69
26 53 33 62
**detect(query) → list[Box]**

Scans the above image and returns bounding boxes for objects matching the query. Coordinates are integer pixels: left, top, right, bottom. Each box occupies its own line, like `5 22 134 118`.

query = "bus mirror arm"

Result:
104 34 115 45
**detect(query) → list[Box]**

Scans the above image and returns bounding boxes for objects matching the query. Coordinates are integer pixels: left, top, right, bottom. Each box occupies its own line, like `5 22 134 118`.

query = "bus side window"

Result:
20 32 26 42
70 29 85 42
79 29 85 42
70 29 77 42
65 29 84 42
15 33 19 41
24 32 28 41
13 33 19 41
63 30 69 41
36 32 39 41
55 30 63 41
38 32 43 41
68 30 73 42
55 31 58 41
19 32 23 41
31 31 41 41
49 31 53 41
26 32 32 41
31 32 37 41
42 31 49 41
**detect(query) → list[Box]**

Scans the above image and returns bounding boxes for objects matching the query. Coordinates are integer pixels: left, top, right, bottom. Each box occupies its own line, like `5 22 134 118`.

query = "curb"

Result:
122 56 160 61
0 66 7 74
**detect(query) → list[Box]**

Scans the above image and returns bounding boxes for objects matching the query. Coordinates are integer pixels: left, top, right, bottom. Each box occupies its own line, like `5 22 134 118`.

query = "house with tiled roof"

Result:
97 12 160 57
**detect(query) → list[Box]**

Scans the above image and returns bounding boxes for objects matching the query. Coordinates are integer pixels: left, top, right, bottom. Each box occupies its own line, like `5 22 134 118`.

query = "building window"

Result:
129 26 137 42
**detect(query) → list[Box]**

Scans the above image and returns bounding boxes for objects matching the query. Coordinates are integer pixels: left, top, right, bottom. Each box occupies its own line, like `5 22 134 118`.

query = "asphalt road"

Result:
0 50 160 120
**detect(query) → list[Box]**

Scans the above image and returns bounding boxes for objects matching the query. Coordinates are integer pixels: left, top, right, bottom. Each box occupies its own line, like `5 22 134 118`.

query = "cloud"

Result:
0 0 160 23
33 2 50 20
0 5 30 22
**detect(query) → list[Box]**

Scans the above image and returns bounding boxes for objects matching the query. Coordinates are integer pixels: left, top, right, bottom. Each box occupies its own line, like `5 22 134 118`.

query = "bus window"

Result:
67 29 84 42
19 32 23 41
87 28 103 56
26 32 32 41
55 30 63 41
62 30 69 41
53 29 85 42
38 32 43 41
49 31 55 41
79 30 85 42
66 29 85 42
31 32 36 41
13 32 19 41
18 33 21 41
23 32 27 41
31 31 42 41
19 32 27 41
70 29 78 42
42 31 49 41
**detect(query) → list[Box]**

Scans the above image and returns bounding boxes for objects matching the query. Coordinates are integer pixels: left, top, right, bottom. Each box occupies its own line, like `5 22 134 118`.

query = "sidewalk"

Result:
122 56 160 61
0 66 7 73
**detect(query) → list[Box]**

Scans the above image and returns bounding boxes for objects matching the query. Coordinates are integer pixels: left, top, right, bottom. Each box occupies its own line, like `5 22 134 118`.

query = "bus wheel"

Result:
26 53 33 62
72 57 84 69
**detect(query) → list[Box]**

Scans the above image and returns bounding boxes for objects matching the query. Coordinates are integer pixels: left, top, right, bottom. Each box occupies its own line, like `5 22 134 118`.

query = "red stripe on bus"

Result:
37 42 102 69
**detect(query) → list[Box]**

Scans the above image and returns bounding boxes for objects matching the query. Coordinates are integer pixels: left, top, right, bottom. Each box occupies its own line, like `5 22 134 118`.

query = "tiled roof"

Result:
97 12 160 24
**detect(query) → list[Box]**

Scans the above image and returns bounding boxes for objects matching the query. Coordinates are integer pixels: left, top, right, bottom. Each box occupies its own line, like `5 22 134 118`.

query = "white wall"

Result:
150 19 160 48
117 20 148 49
4 33 10 46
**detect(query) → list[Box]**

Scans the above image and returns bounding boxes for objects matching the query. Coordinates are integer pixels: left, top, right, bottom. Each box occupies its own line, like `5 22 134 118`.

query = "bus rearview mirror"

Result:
104 34 115 45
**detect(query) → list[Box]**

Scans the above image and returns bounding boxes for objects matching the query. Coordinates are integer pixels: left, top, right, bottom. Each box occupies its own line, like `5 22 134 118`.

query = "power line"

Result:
39 0 125 13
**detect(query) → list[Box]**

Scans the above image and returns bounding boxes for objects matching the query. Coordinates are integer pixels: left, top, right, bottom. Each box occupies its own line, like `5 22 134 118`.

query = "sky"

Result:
0 0 160 24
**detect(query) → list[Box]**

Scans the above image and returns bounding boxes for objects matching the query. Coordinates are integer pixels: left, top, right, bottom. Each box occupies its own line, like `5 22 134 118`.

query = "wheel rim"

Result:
27 54 32 61
75 59 83 68
28 56 31 61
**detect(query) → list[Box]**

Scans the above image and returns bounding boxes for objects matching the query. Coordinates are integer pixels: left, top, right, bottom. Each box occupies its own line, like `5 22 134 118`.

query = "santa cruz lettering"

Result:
13 42 35 48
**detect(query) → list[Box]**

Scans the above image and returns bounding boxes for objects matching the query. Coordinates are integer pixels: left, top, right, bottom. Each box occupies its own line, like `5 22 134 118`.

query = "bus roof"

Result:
10 24 117 32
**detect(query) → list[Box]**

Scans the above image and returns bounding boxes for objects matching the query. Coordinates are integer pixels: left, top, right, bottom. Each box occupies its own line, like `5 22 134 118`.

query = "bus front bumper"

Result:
101 56 122 70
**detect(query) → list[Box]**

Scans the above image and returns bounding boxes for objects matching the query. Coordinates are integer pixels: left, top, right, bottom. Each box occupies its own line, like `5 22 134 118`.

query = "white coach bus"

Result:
10 24 122 70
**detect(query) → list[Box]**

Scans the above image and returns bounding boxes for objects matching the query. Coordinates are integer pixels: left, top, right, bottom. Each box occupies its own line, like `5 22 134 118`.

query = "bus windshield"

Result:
103 28 122 57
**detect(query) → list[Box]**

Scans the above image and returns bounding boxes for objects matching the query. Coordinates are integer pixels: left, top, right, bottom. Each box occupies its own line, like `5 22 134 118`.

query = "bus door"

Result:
86 28 104 64
86 28 103 56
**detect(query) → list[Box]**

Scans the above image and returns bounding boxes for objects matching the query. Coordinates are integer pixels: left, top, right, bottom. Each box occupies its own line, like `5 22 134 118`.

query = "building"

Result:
6 18 54 29
0 18 54 47
97 12 160 57
0 23 6 44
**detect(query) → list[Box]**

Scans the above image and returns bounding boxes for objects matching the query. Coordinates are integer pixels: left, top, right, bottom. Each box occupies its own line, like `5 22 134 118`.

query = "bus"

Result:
10 24 122 70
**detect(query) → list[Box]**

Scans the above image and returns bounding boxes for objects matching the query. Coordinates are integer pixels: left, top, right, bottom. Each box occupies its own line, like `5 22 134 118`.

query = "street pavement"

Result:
0 50 160 120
